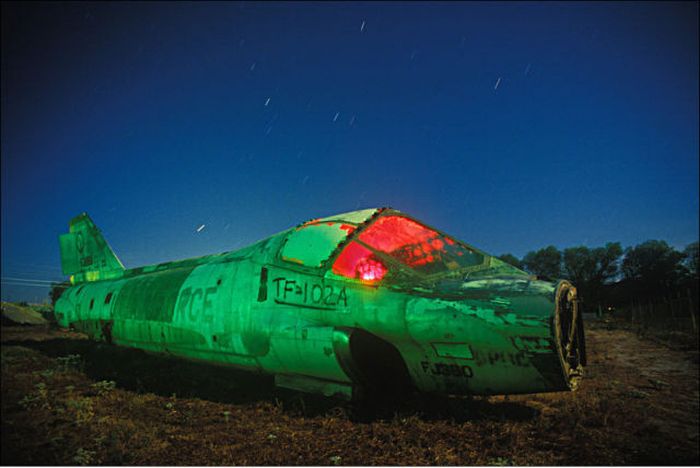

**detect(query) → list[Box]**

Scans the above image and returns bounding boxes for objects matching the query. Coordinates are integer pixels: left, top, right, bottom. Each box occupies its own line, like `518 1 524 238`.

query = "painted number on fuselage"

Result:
473 350 529 367
176 286 217 323
272 277 347 309
421 361 474 379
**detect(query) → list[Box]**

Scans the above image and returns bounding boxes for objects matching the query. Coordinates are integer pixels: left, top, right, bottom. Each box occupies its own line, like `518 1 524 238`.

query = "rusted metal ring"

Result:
554 281 584 389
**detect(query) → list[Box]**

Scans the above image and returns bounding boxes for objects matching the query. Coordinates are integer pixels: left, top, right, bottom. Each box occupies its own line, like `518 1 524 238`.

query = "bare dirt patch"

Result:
1 323 698 465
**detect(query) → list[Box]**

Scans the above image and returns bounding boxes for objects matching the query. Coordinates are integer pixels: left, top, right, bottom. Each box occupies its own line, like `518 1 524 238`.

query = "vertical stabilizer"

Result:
59 213 124 283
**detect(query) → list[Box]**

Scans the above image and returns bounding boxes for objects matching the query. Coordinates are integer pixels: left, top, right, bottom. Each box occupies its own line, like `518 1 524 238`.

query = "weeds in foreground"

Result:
2 325 697 466
56 354 83 372
19 382 50 410
72 448 95 466
66 397 94 425
91 380 116 396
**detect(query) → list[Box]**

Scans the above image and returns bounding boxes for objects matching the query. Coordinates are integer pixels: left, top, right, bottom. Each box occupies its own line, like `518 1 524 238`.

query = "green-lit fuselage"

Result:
55 223 582 399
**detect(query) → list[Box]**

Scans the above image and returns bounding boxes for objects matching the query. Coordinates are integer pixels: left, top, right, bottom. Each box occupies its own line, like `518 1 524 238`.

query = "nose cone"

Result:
406 276 586 395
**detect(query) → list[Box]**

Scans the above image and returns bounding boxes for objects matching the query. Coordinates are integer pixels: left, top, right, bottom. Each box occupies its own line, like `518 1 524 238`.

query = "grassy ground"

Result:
1 321 698 466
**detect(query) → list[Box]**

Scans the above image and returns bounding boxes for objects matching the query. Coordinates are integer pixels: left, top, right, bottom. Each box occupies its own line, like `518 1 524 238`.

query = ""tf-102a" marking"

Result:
272 277 348 309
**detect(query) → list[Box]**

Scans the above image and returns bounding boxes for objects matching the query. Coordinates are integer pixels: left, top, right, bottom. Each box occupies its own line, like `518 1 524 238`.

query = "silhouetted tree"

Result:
563 242 622 306
562 246 595 287
621 240 686 298
683 241 699 279
497 253 523 270
522 246 562 280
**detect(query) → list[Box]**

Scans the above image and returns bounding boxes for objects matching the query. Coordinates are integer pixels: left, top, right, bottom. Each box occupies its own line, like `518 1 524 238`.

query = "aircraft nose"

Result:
405 277 586 395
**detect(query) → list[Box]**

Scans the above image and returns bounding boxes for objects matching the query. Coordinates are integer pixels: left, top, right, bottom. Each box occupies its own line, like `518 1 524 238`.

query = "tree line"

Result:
498 240 699 311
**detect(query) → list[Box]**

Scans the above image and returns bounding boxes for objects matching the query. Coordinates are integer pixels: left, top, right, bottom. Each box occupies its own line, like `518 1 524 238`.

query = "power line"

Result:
1 281 53 288
1 277 61 284
2 262 63 272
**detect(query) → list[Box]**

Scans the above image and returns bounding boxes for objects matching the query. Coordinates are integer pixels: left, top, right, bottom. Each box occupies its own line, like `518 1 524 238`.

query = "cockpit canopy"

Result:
279 208 526 285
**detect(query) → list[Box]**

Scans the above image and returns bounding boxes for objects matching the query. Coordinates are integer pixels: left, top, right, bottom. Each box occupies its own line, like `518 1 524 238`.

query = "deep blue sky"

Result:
2 2 698 301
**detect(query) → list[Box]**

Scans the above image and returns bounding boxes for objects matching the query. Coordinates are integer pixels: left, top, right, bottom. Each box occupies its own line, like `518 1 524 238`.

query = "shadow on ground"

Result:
3 336 538 423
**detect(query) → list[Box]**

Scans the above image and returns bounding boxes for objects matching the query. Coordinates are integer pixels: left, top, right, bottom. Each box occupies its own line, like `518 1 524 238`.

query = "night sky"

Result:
2 2 698 302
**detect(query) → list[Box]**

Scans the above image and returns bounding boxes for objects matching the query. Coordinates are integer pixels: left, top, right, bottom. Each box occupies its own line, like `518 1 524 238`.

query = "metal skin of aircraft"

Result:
54 208 586 401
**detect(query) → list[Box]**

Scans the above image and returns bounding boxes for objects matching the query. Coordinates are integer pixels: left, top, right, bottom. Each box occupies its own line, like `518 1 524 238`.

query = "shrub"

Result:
91 380 116 396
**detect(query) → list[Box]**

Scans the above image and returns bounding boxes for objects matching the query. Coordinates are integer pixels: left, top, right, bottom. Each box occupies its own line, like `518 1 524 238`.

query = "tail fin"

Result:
59 213 125 283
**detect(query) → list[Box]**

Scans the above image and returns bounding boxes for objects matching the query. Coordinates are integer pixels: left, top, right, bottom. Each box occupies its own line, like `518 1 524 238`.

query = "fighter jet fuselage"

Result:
55 208 585 399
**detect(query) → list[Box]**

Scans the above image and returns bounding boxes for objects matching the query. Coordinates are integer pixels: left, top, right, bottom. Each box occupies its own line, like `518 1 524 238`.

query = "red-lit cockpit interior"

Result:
331 215 484 281
332 242 387 282
359 216 451 268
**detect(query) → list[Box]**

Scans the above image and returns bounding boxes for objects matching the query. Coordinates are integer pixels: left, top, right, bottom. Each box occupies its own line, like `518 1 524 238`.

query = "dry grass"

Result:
1 321 698 465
